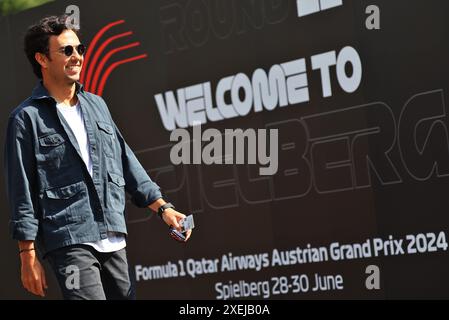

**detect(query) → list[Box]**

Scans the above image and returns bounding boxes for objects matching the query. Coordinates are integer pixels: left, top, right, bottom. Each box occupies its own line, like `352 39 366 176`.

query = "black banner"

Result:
1 0 448 299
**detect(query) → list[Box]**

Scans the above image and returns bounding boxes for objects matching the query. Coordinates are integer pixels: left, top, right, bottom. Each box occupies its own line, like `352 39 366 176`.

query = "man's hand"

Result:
148 199 193 242
162 208 192 242
19 248 47 297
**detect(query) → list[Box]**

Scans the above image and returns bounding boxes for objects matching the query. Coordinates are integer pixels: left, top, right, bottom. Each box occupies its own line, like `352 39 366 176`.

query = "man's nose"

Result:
70 53 82 63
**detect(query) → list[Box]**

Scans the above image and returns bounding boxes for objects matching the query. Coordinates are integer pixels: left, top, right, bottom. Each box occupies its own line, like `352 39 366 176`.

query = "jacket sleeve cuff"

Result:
9 219 38 241
132 181 163 208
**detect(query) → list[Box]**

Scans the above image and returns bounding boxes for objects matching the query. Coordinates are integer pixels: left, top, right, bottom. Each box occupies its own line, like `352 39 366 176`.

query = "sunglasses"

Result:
58 44 86 57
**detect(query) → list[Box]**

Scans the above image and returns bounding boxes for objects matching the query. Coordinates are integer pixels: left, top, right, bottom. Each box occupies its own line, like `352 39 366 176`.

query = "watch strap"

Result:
157 202 175 218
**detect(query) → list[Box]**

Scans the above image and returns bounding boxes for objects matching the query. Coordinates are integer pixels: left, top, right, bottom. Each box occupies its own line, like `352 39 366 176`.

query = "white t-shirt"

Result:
56 100 126 253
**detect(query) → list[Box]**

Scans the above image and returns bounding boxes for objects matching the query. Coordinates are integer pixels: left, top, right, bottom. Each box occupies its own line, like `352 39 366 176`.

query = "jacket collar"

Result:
31 81 85 100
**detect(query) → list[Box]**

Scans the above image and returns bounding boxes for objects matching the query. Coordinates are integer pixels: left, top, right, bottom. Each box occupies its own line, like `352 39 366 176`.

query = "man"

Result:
4 15 191 300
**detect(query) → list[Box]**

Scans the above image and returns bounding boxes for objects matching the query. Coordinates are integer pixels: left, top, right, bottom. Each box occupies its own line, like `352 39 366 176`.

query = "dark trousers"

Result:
47 245 135 300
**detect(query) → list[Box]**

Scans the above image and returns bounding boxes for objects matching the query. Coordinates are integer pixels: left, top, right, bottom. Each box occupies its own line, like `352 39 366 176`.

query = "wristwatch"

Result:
157 202 175 219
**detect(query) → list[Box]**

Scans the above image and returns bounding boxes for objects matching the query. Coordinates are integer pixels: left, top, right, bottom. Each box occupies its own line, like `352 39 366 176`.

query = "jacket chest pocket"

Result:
97 121 115 158
38 133 66 170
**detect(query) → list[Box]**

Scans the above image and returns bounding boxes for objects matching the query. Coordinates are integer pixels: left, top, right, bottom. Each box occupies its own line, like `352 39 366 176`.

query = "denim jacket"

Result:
4 82 162 254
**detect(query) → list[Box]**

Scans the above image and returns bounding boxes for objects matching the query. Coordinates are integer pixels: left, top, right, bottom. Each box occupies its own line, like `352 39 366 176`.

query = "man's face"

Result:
44 29 84 84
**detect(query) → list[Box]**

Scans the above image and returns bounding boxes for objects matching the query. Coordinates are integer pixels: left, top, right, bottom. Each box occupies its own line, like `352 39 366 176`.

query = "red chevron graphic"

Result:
80 19 148 96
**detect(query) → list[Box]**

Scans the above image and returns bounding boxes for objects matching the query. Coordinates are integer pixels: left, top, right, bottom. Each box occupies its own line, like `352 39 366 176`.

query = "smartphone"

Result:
169 226 186 242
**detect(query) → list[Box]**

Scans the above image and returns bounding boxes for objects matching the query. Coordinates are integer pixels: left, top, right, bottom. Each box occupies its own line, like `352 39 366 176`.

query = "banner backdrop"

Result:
1 0 449 299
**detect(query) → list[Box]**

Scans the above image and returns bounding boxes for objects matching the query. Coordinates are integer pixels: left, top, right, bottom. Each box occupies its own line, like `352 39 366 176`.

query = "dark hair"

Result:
24 15 80 79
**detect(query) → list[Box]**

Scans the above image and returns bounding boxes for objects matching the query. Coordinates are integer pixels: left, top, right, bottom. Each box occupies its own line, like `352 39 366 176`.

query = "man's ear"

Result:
35 52 48 70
